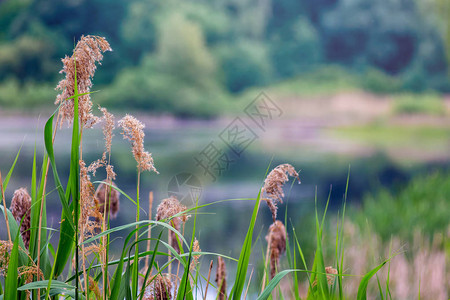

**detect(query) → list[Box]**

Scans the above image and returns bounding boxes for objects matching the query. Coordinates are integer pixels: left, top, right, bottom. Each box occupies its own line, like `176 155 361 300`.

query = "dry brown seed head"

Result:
95 181 120 219
118 114 158 173
153 274 172 300
10 188 31 248
55 35 111 128
216 256 227 300
266 220 287 279
263 163 300 221
0 240 12 276
325 266 338 285
156 197 189 254
190 238 201 271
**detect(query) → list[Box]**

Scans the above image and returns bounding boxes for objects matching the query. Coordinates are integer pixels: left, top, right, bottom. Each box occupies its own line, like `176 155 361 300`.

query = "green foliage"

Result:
270 17 322 78
360 69 402 94
215 40 272 92
0 78 55 108
393 93 446 115
269 66 359 97
357 172 450 242
0 0 449 114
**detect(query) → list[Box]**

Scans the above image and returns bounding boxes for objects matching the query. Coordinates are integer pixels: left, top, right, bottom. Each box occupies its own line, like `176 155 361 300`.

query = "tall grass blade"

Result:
257 269 305 300
5 231 21 300
43 113 74 231
356 260 387 300
1 146 21 189
176 198 199 300
230 190 261 300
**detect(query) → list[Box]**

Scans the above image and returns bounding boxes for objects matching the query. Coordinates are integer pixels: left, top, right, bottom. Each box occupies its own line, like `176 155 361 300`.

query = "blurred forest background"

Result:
0 0 449 115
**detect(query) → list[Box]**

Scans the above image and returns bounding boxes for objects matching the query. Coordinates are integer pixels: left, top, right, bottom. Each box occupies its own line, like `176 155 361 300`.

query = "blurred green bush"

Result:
393 93 446 115
356 171 450 242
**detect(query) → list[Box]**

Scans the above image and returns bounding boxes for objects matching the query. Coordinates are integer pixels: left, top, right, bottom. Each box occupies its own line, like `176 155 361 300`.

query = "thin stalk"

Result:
0 170 12 243
203 260 213 300
261 233 272 293
145 191 153 270
73 57 80 300
244 268 254 300
102 176 112 299
174 221 186 294
132 170 141 297
103 149 113 298
79 127 90 298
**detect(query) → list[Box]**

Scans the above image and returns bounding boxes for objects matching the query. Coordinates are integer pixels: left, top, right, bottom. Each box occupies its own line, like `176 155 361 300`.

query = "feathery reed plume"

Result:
0 240 12 276
89 276 102 299
95 181 120 219
325 266 338 285
204 260 214 299
263 164 300 221
216 256 227 300
80 161 103 232
10 188 31 248
190 238 201 271
156 196 189 253
142 274 173 300
266 220 287 279
154 274 172 300
100 106 115 156
119 114 158 173
55 35 111 128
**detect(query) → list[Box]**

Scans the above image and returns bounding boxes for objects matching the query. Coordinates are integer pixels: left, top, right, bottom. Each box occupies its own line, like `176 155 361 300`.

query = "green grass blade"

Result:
43 113 74 230
230 190 261 300
257 269 306 300
0 205 27 259
357 260 388 300
18 280 75 291
1 145 21 190
5 231 21 300
177 198 199 300
138 231 164 300
376 275 385 300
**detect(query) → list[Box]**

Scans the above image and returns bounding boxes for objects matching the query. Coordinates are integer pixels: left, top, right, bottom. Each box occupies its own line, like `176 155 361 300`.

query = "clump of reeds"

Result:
10 188 31 248
265 220 287 279
216 256 227 300
263 163 300 221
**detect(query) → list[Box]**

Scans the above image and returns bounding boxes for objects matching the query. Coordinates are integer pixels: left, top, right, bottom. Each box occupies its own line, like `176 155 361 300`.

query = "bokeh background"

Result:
0 0 449 298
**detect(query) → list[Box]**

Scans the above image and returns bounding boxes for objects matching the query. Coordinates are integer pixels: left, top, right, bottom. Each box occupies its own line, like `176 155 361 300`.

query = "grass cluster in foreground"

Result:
0 35 443 300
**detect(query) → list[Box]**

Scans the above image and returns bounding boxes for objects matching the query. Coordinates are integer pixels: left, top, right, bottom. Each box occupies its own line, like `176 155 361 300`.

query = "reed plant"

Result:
0 35 402 300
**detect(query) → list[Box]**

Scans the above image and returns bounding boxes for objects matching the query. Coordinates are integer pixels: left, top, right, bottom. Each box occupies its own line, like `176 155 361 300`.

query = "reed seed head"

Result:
190 238 201 271
216 256 227 300
156 196 189 253
143 274 172 300
10 188 31 248
95 181 120 219
99 106 115 155
0 240 12 276
55 35 111 128
263 163 300 221
119 114 158 173
80 160 103 237
325 266 338 285
266 220 287 279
